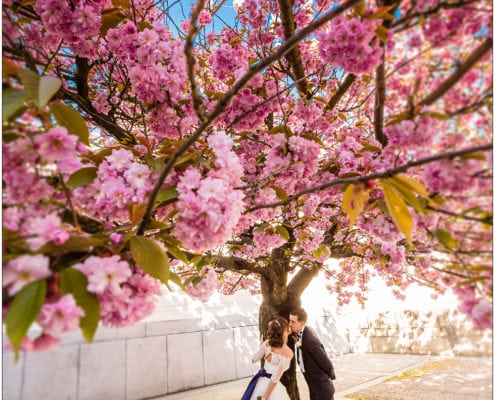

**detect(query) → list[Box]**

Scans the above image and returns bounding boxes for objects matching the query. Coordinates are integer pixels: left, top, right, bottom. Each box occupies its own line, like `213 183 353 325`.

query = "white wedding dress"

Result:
248 341 291 400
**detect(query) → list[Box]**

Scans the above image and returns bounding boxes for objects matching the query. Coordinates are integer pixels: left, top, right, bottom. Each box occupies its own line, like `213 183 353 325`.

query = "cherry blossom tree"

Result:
2 0 492 397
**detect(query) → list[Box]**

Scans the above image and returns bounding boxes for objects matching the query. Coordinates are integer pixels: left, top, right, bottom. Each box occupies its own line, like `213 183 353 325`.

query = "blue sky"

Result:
165 0 237 35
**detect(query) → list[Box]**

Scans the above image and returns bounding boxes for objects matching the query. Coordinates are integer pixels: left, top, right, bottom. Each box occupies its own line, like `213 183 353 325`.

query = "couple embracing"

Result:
241 307 336 400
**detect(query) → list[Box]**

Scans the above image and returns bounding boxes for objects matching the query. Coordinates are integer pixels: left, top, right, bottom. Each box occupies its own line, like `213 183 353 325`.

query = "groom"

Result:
289 307 336 400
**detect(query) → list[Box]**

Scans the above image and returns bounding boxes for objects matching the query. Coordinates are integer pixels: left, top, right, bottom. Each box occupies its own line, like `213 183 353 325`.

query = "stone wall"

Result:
3 311 350 400
347 308 492 357
4 315 254 400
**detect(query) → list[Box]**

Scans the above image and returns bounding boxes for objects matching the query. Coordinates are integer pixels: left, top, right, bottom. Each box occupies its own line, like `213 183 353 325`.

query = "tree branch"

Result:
60 88 136 145
325 73 356 111
247 143 493 211
418 37 492 107
216 255 265 275
277 0 311 98
373 0 400 147
184 0 207 122
374 52 388 146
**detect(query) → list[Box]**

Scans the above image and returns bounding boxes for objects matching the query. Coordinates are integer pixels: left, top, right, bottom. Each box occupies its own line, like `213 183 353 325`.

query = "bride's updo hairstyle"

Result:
267 316 289 348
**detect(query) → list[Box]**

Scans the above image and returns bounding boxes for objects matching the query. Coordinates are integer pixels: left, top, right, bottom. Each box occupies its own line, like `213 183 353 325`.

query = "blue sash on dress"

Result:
240 368 272 400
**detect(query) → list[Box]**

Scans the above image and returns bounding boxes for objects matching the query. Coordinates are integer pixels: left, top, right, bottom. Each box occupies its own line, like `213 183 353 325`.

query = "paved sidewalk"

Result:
154 353 492 400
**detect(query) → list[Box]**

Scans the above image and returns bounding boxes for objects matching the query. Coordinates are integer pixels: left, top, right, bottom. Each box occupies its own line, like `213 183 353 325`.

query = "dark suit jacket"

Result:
298 326 336 400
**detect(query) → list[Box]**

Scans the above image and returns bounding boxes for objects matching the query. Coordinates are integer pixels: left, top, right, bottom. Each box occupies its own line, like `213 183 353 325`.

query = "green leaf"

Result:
174 151 201 169
434 229 460 250
423 111 451 120
385 112 409 126
358 142 382 154
268 125 292 136
145 154 165 173
112 0 131 8
381 181 413 246
271 185 288 201
5 280 47 361
38 235 108 253
313 244 330 260
387 178 425 214
60 269 100 342
18 69 61 109
50 103 89 145
18 69 40 104
101 8 128 37
459 152 487 161
166 243 189 264
342 183 369 226
3 88 27 122
38 75 62 108
156 187 179 203
391 174 429 198
66 167 97 189
276 225 290 241
166 272 185 290
130 236 170 283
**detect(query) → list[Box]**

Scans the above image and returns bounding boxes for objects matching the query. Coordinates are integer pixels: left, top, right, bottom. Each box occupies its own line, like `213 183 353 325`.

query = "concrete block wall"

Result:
347 308 492 357
3 311 349 400
3 316 261 400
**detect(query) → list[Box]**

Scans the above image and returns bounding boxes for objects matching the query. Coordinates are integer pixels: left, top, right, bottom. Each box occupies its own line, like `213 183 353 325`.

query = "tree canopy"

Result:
2 0 492 361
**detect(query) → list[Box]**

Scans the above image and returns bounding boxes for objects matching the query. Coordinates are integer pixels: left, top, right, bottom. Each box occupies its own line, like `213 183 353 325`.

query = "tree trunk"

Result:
258 250 304 400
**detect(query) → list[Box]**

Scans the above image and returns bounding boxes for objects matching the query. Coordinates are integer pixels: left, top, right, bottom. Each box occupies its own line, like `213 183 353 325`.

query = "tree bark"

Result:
256 247 321 400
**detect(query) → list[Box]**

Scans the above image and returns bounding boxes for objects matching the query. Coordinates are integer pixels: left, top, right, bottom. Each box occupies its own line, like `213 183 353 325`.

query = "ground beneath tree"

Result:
343 357 492 400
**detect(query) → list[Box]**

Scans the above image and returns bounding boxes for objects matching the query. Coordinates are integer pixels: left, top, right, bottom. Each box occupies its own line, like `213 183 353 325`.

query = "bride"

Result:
241 316 294 400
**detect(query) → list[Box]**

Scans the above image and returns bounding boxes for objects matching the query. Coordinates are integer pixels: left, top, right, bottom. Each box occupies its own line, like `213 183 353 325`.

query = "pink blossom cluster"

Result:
422 7 486 44
175 131 245 252
294 228 327 261
288 136 321 178
317 16 383 74
217 272 260 296
385 119 438 149
72 148 155 222
260 133 321 194
209 31 251 81
34 0 105 57
357 214 401 243
290 100 335 138
454 286 493 330
34 126 85 174
3 138 55 206
106 21 188 104
233 0 270 29
147 102 198 140
379 243 407 274
3 255 51 296
239 227 287 259
326 259 373 307
74 255 161 327
185 266 219 302
300 194 321 217
236 187 282 234
37 294 85 339
23 214 70 251
422 157 484 194
220 87 277 131
198 10 212 25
